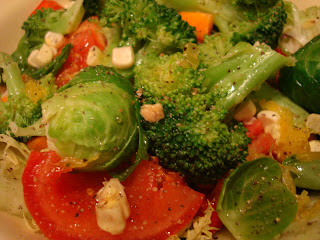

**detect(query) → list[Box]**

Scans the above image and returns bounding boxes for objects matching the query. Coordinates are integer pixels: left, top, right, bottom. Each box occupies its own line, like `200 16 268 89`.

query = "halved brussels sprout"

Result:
41 66 145 171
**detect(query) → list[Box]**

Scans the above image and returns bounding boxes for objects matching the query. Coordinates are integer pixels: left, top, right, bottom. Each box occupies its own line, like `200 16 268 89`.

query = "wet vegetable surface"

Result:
217 157 298 240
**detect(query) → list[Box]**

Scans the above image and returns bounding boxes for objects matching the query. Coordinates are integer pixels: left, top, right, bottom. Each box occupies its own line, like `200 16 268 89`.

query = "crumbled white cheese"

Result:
309 140 320 152
27 44 54 69
234 99 257 122
306 113 320 134
45 31 66 49
54 0 74 9
95 178 130 235
140 103 165 123
112 46 135 69
257 110 281 143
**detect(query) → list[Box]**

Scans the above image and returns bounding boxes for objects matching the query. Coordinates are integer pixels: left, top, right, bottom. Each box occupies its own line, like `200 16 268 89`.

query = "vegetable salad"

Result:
0 0 320 240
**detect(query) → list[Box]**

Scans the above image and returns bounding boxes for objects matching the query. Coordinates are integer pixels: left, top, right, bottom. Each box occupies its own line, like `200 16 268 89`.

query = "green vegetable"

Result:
0 134 30 217
134 39 295 185
41 66 147 174
202 42 296 110
156 0 287 48
130 3 293 184
11 0 84 76
30 43 72 79
98 0 197 76
249 83 309 128
279 2 320 55
217 157 298 240
283 153 320 190
83 0 106 18
0 53 42 140
279 34 320 114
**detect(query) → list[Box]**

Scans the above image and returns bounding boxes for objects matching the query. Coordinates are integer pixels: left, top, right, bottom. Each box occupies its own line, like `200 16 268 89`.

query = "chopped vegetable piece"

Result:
179 12 214 42
22 151 204 240
27 136 48 151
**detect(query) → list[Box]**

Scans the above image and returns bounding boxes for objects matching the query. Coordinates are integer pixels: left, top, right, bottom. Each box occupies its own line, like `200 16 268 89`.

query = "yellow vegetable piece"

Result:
259 100 311 161
22 74 47 103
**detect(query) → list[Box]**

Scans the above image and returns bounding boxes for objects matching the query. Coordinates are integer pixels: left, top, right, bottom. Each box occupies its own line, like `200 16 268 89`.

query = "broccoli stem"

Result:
0 53 24 97
203 43 296 110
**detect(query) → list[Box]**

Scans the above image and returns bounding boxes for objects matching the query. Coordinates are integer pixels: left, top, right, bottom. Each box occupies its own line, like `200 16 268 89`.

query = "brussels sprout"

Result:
279 35 320 114
42 66 146 172
217 157 297 240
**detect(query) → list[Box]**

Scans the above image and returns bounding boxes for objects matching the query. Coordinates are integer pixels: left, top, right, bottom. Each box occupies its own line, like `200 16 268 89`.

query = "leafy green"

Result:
279 34 320 114
283 153 320 190
217 157 298 240
0 134 30 217
279 2 320 55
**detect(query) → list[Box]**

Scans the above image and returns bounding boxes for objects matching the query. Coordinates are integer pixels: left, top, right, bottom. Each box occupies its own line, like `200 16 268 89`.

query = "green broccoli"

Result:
134 40 295 185
0 53 42 139
11 0 85 76
156 0 287 48
99 0 197 73
82 0 106 18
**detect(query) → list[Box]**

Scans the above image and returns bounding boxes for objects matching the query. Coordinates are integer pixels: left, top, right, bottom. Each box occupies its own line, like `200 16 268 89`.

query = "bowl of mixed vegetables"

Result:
0 0 320 239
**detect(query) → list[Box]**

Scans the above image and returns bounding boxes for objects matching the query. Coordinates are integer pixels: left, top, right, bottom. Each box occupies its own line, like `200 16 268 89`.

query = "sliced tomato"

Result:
55 18 106 88
249 132 275 155
243 118 264 139
22 151 204 240
30 0 63 16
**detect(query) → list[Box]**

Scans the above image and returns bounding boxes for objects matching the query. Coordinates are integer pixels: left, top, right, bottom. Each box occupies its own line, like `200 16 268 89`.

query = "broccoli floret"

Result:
0 54 42 140
144 92 250 185
83 0 106 18
100 0 197 65
134 44 203 100
156 0 287 48
134 38 295 185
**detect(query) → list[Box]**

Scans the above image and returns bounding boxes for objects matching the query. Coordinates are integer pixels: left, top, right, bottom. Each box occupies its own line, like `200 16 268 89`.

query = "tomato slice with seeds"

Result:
22 151 204 240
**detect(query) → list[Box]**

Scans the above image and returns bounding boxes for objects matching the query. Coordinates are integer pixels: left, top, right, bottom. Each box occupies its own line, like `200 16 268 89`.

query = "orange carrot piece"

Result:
179 12 214 43
27 136 48 151
1 96 8 102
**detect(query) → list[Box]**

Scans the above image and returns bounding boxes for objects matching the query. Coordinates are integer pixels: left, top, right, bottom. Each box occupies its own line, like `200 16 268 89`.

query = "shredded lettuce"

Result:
0 134 30 217
171 201 217 240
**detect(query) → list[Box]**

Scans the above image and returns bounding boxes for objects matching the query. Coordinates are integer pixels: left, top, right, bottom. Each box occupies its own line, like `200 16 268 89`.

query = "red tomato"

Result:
197 179 224 234
22 151 204 240
243 118 264 139
249 132 275 155
30 0 63 16
56 18 107 88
